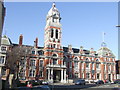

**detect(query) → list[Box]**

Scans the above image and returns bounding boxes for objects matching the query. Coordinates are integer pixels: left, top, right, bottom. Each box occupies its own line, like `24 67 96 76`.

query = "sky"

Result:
3 2 118 58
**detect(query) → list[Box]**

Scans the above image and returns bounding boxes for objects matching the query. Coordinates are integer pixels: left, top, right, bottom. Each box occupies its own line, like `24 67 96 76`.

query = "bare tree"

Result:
5 45 32 88
6 45 31 74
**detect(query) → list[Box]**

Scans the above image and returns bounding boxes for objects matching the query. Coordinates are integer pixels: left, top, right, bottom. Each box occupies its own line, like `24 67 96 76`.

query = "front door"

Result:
108 74 111 81
53 70 61 83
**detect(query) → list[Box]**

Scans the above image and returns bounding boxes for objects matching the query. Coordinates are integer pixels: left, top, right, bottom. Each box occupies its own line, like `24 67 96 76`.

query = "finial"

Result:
52 2 56 7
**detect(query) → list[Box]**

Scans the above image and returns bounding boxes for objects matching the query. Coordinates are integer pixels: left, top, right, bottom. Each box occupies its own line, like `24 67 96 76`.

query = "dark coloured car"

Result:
75 79 86 85
26 80 43 86
104 80 111 84
95 80 104 84
114 79 120 84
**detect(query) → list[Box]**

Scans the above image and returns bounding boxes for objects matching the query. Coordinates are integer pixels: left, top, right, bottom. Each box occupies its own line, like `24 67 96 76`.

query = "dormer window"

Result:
38 50 44 55
32 51 35 54
74 57 79 60
86 58 89 61
96 59 99 62
1 46 6 51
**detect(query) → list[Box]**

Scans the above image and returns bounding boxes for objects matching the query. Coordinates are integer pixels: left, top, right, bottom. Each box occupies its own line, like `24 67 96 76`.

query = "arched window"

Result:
38 50 44 55
32 50 35 54
53 54 57 57
86 58 89 61
74 57 79 60
96 59 99 62
51 29 54 38
56 29 58 39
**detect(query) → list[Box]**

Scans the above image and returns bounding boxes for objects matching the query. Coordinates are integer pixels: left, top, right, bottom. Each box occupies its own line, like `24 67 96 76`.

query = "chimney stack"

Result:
34 37 38 48
19 34 23 46
35 37 38 48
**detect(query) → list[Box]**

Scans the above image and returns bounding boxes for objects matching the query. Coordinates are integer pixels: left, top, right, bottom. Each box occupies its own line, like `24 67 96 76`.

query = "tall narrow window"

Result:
51 29 54 38
96 64 99 69
29 69 35 77
74 61 78 70
86 73 89 79
40 60 43 67
0 56 4 64
86 63 89 68
30 60 35 66
56 29 58 39
53 59 57 65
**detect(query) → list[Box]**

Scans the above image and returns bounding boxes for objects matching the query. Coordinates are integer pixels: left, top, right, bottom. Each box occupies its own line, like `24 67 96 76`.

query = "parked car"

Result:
104 80 111 84
114 79 120 84
42 80 49 85
26 80 43 86
95 80 104 84
35 80 43 85
75 79 86 85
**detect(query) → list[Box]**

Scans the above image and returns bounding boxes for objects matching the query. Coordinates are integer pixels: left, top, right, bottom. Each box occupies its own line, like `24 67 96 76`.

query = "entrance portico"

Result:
47 67 67 83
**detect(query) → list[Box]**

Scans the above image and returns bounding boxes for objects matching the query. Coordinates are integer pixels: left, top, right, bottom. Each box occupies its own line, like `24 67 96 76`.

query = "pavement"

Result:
50 82 75 85
48 83 120 90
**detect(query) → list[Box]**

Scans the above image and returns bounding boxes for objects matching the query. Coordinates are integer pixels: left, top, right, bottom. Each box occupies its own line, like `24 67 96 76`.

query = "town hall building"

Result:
0 3 116 83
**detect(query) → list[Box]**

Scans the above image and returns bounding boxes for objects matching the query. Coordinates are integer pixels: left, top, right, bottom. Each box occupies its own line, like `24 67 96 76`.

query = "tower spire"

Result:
101 32 107 47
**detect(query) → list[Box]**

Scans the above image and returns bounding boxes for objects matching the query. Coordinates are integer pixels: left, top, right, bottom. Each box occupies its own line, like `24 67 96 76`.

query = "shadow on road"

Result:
49 83 98 90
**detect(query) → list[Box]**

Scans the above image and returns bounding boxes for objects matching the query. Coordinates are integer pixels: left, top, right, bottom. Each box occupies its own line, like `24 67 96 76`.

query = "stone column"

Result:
51 68 53 82
61 69 63 82
48 69 50 81
64 69 66 83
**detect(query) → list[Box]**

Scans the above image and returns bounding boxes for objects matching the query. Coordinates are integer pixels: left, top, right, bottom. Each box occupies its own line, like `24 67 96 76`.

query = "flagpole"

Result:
102 32 105 42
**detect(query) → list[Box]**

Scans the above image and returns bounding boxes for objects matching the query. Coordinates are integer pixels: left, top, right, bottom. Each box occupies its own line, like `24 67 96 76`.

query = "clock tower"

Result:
44 2 61 48
44 3 66 83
